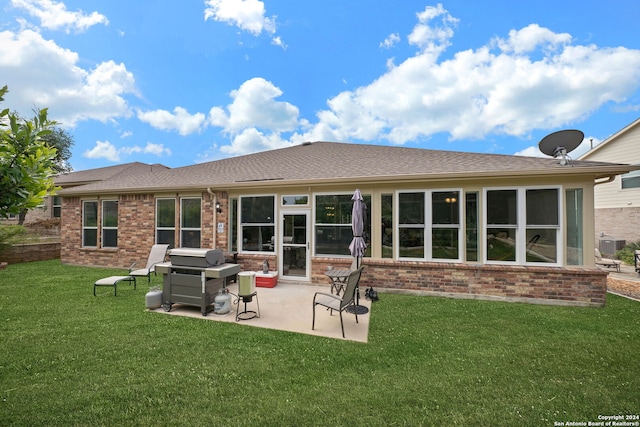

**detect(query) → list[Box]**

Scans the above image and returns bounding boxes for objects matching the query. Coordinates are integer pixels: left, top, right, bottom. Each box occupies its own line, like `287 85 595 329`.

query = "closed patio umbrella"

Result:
347 189 368 315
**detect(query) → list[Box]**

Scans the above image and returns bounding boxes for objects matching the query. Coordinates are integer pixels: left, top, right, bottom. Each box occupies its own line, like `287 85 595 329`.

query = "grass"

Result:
1 260 639 426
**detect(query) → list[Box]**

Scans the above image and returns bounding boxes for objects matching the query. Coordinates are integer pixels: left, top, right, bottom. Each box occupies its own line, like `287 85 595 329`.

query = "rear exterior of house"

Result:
58 142 639 307
580 117 640 253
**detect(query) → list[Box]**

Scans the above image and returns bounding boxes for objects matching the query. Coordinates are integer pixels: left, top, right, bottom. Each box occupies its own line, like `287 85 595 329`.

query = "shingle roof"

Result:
59 141 635 195
55 162 169 187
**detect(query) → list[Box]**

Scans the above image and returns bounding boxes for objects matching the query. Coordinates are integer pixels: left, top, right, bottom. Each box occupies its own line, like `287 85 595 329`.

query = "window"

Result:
82 201 98 247
102 200 118 248
398 192 425 258
181 198 201 248
398 190 461 261
315 194 371 256
230 198 238 252
240 196 274 252
485 187 561 265
156 198 176 248
486 190 517 262
432 191 460 260
381 194 393 258
621 168 640 189
525 189 558 263
282 195 308 205
566 189 583 265
52 196 62 218
465 192 478 262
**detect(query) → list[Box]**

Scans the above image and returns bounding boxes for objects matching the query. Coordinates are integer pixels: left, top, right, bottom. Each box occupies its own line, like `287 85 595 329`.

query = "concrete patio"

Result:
150 281 372 343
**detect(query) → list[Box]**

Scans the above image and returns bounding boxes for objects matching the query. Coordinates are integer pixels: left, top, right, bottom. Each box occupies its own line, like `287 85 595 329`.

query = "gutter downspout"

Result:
207 188 217 249
594 176 615 186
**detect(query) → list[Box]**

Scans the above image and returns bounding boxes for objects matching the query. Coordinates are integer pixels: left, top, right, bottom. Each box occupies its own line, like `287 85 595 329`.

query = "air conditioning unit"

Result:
598 239 626 256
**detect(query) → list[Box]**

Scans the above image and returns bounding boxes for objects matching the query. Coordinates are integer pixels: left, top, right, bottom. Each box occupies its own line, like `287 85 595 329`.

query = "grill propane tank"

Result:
213 288 232 315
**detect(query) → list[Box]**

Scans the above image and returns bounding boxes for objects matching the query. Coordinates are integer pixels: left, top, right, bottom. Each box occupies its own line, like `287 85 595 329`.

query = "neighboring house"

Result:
58 141 638 307
580 117 640 252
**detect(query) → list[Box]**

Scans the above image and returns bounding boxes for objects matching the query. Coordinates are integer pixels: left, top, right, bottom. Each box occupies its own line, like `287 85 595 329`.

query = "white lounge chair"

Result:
129 244 169 284
595 248 621 272
93 244 169 296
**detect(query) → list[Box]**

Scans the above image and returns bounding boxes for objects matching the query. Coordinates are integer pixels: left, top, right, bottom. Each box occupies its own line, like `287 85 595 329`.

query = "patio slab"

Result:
149 282 371 343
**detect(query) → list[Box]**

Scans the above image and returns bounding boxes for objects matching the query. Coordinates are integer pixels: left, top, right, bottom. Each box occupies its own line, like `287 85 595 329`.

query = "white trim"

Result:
483 186 563 267
395 189 463 262
238 194 276 254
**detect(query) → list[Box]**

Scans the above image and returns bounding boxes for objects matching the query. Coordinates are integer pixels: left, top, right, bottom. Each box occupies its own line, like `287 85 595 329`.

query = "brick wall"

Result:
3 242 61 264
595 206 640 245
60 192 230 270
311 257 608 307
60 193 608 307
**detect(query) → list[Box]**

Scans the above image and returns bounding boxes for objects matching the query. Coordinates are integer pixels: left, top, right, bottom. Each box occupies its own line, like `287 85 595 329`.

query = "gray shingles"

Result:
58 141 633 195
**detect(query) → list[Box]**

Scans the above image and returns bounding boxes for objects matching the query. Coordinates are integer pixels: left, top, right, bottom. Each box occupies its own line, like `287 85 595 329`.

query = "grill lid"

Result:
169 248 225 267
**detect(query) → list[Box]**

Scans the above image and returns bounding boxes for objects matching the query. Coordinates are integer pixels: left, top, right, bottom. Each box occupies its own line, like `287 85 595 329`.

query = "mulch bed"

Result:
608 277 640 301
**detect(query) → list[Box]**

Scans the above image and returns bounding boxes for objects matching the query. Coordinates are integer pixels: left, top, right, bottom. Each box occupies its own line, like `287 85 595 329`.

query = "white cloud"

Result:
83 140 120 161
408 4 458 54
271 36 286 50
0 29 135 126
204 0 276 35
209 77 299 134
380 33 400 49
10 0 108 33
137 107 206 136
297 8 640 147
83 141 171 162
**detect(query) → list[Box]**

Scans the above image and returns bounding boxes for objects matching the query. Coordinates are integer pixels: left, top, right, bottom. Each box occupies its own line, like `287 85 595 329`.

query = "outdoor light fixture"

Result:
215 201 222 213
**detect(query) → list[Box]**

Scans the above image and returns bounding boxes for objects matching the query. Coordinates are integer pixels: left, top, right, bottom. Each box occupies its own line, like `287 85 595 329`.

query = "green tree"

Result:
0 85 60 219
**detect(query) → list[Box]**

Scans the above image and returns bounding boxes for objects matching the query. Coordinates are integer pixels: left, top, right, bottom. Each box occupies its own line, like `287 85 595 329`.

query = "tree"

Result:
0 85 60 219
42 126 74 174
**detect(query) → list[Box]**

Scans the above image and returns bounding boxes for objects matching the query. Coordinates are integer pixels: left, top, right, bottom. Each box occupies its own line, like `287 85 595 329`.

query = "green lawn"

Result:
1 260 639 426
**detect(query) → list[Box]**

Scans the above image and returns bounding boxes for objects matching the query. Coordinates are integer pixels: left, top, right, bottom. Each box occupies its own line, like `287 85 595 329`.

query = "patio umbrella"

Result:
347 189 369 315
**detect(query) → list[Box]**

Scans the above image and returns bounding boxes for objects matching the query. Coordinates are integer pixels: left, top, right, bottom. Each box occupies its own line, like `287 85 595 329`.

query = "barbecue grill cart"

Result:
155 248 241 316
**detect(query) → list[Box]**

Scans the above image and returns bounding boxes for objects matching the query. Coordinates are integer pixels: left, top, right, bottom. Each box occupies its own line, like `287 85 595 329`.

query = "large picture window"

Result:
398 190 461 261
240 196 274 252
101 200 118 248
181 198 201 248
485 187 560 265
82 200 98 247
315 194 371 256
156 198 176 248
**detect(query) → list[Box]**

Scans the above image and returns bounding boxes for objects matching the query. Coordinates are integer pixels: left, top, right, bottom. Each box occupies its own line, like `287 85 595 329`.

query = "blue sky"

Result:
2 0 640 171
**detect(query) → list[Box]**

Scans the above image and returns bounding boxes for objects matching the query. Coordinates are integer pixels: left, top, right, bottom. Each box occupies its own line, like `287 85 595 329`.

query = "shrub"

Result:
0 225 28 255
615 240 640 265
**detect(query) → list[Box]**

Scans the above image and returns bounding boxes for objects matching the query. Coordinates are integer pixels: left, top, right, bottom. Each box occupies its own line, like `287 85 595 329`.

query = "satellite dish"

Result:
538 129 584 165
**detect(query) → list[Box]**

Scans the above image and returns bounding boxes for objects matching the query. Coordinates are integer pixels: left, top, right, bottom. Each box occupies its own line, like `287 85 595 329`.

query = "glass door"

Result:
280 211 310 281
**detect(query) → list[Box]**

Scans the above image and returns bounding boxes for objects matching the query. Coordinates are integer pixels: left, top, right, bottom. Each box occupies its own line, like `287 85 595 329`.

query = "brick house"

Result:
58 141 639 307
1 162 168 226
579 117 640 253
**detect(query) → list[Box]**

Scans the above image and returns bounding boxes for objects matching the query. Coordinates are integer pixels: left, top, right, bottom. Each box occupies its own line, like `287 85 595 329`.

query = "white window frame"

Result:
281 194 309 206
483 186 562 266
156 198 176 246
101 200 118 248
396 189 463 262
180 197 202 248
82 200 98 247
238 194 276 254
